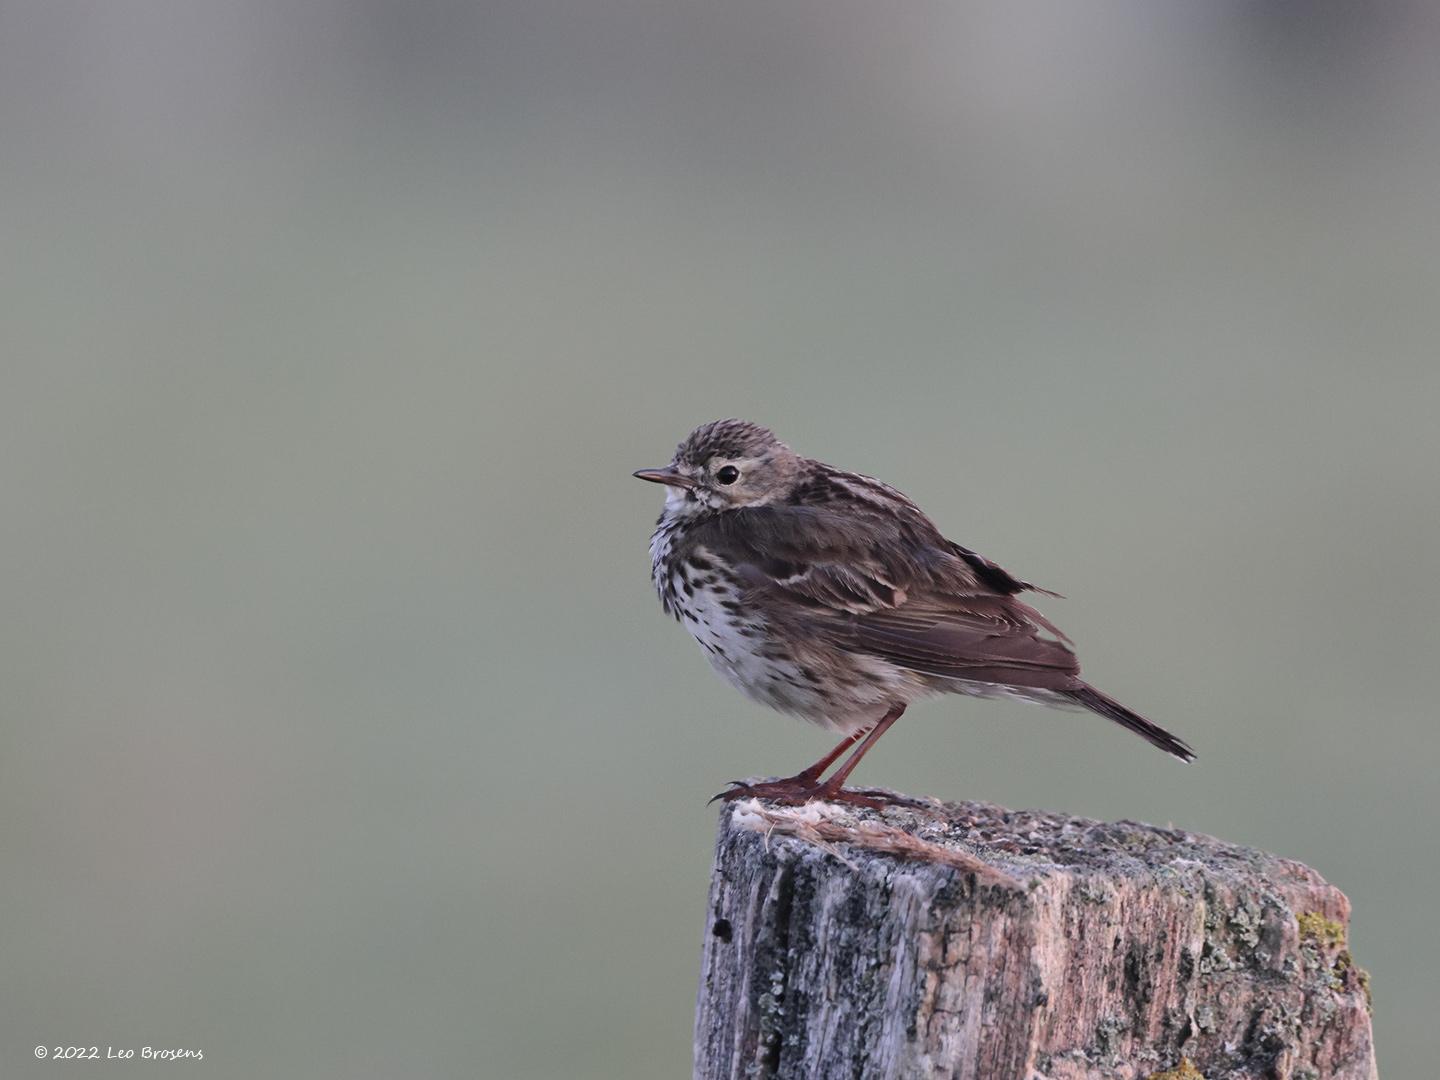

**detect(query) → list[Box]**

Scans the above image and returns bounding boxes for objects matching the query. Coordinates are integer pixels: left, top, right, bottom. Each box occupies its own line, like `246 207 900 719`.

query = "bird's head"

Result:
634 419 800 514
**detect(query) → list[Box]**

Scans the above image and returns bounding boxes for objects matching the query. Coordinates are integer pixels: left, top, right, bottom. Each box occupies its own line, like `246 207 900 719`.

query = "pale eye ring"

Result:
715 465 740 485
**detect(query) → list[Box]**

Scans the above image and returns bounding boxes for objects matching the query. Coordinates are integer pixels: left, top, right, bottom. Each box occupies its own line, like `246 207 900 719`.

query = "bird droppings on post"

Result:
727 795 1023 888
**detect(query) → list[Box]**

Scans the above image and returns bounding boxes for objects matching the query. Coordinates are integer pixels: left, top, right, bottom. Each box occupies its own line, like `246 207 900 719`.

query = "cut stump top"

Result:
696 791 1376 1080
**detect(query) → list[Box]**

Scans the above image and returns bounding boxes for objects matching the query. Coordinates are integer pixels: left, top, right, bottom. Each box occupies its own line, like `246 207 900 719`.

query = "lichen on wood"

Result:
694 792 1376 1080
1147 1060 1205 1080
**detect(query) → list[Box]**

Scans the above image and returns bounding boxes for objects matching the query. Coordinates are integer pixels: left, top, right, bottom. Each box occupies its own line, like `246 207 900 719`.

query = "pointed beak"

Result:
632 466 696 490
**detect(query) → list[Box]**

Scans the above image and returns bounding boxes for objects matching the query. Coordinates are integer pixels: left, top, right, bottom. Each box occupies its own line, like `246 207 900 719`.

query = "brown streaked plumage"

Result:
635 419 1193 808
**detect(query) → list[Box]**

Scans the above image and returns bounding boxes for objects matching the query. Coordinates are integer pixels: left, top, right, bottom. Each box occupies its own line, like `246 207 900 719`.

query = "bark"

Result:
694 793 1375 1080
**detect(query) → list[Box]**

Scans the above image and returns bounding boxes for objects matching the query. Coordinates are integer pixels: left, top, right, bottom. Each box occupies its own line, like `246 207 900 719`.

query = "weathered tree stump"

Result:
694 794 1375 1080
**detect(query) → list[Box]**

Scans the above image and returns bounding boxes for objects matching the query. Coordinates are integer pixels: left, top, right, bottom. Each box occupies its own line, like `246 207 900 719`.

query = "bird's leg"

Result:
795 729 867 784
711 705 907 808
710 730 863 804
811 704 906 807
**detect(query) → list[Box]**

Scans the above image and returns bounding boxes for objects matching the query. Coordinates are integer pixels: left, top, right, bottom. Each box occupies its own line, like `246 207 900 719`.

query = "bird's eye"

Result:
715 465 740 485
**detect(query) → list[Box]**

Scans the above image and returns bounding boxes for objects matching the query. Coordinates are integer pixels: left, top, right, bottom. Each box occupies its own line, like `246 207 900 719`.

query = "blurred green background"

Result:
2 3 1436 1077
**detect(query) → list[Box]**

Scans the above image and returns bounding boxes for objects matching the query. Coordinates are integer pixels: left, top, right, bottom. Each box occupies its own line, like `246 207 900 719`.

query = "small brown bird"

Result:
635 419 1193 807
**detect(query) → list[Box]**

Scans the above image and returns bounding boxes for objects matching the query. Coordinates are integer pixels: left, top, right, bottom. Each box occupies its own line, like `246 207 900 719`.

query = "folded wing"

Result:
696 504 1079 691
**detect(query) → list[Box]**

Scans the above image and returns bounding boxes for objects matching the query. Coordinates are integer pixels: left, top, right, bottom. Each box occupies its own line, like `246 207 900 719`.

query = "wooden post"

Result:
694 794 1376 1080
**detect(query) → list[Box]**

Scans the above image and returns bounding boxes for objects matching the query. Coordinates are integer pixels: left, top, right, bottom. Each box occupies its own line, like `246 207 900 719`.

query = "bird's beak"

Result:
632 466 696 490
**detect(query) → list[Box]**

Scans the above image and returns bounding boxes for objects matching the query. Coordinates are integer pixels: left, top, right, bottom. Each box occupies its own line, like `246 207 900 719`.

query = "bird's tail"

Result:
1063 684 1195 763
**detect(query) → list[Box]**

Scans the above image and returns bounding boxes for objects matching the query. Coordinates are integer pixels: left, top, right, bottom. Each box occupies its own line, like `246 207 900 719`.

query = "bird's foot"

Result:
710 777 888 811
709 777 814 805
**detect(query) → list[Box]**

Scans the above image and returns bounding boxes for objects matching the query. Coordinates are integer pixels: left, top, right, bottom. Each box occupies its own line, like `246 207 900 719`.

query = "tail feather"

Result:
1064 684 1195 763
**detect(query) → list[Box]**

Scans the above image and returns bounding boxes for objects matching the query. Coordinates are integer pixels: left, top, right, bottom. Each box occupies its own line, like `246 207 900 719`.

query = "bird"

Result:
634 419 1194 808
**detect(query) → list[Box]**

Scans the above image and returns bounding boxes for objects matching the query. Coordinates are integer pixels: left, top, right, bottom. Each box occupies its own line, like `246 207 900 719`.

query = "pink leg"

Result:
713 705 907 808
812 704 907 802
795 729 867 783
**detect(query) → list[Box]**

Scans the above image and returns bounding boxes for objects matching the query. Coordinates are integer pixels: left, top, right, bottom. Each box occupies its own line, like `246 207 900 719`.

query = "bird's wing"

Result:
696 505 1079 691
829 599 1079 689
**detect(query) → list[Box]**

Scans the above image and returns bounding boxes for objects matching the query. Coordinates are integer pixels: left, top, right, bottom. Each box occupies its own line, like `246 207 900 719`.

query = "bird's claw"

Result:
708 781 756 805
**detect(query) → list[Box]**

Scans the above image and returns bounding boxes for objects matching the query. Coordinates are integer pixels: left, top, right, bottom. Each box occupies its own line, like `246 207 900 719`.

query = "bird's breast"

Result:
649 536 807 707
647 526 921 730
